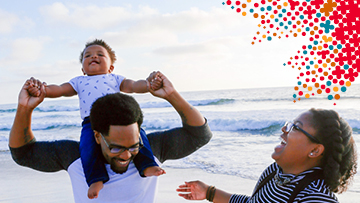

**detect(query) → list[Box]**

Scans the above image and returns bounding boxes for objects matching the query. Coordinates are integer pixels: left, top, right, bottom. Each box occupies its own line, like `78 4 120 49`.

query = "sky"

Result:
1 0 353 105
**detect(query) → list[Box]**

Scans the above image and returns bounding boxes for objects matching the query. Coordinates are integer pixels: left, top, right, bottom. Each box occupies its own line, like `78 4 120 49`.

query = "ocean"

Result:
1 85 360 193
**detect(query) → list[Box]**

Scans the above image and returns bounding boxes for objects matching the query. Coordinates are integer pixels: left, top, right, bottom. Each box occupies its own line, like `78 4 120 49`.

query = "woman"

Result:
177 109 357 202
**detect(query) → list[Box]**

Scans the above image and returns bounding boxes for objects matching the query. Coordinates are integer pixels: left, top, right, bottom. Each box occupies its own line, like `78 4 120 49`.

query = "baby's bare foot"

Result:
88 181 104 199
143 166 166 177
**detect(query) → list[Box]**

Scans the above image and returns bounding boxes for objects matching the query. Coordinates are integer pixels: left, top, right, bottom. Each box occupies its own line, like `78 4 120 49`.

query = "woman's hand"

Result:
176 181 209 200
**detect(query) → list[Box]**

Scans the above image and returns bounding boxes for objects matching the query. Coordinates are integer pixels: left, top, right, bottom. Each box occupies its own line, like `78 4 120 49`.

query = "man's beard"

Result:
110 154 135 174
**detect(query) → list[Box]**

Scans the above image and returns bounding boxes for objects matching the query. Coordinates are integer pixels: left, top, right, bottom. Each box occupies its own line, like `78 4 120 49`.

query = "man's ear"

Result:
309 144 325 158
94 130 101 144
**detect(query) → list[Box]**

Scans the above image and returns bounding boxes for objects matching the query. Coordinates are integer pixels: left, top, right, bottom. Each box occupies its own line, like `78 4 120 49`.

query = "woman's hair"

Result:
79 39 116 64
310 108 357 193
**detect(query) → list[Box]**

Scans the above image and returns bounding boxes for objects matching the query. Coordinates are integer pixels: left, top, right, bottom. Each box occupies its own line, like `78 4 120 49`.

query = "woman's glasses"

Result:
284 121 321 144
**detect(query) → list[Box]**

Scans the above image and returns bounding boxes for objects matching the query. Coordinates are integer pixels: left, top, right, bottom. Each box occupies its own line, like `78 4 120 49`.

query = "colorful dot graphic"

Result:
223 0 360 103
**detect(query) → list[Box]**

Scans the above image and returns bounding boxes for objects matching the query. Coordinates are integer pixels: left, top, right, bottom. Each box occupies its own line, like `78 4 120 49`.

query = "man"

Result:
9 72 212 202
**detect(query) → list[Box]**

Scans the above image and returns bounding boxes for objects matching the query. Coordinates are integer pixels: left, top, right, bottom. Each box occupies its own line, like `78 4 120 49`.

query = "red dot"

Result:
328 75 333 80
303 19 308 24
299 7 303 11
325 88 331 93
270 24 274 28
236 1 241 5
321 16 326 21
227 0 232 5
291 16 296 20
283 17 287 21
299 91 303 96
261 0 266 4
287 12 292 16
318 60 322 64
310 51 314 55
302 2 307 6
272 1 277 6
315 35 319 39
320 76 325 81
302 45 307 49
309 37 314 41
302 32 306 36
301 62 305 65
306 78 310 82
321 84 326 89
339 80 344 85
324 44 328 48
306 71 310 75
266 19 270 23
254 3 259 7
318 68 323 73
288 61 292 65
300 72 304 76
314 18 319 23
295 11 300 16
295 56 299 59
332 41 337 45
237 8 241 12
309 22 314 27
312 78 316 82
333 79 338 83
330 54 334 58
318 30 323 34
293 25 297 29
261 20 265 24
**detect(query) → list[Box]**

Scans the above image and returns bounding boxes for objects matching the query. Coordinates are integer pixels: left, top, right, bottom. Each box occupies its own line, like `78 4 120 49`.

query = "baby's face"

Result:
81 45 114 76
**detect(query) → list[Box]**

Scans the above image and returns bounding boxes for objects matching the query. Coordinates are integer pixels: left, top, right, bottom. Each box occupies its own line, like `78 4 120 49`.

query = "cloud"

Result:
39 3 158 30
0 37 51 67
0 9 20 34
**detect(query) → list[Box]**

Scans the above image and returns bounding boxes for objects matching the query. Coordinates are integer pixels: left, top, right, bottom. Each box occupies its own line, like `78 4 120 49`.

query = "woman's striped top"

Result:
229 163 338 203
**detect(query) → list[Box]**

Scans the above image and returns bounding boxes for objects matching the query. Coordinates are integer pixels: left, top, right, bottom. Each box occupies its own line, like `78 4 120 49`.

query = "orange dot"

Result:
283 2 288 6
308 87 313 91
333 87 339 92
324 72 328 76
315 83 319 88
277 5 282 9
254 13 259 18
297 28 301 32
261 15 265 19
334 49 338 54
318 46 322 50
334 94 340 100
242 12 247 16
331 62 336 66
326 58 331 63
242 4 247 8
346 81 351 87
262 35 266 38
270 14 275 19
303 84 307 88
317 89 322 94
305 94 310 98
313 46 317 50
296 21 301 25
247 0 251 2
311 70 316 74
294 86 299 91
314 64 319 69
273 33 277 36
314 26 319 30
310 31 315 35
294 33 298 37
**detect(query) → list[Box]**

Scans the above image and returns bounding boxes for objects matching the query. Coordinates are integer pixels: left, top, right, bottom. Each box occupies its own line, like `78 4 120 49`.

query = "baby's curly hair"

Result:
310 108 357 193
79 39 116 64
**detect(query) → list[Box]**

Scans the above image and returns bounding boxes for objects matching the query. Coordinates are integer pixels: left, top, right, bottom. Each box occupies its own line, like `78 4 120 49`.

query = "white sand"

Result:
0 152 358 202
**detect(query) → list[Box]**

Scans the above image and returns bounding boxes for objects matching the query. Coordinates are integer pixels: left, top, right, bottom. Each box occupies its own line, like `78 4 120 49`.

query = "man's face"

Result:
96 123 140 174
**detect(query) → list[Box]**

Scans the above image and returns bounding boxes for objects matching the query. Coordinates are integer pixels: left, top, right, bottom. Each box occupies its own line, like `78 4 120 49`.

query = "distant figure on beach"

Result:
26 39 166 199
10 71 212 202
177 109 357 202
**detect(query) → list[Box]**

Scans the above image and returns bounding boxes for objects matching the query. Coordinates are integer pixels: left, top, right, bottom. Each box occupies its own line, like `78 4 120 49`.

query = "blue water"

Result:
1 85 360 192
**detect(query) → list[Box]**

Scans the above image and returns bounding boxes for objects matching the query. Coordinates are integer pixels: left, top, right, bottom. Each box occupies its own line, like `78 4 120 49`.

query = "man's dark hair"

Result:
90 93 143 136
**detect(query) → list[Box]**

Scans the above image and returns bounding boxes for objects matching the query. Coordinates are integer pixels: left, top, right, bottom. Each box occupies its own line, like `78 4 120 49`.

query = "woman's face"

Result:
272 111 319 173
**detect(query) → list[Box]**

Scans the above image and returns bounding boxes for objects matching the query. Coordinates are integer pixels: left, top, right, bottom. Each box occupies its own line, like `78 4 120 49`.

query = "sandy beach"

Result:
0 152 358 203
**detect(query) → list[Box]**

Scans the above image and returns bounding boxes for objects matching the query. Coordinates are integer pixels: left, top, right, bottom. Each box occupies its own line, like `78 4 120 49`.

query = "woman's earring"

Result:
310 152 313 156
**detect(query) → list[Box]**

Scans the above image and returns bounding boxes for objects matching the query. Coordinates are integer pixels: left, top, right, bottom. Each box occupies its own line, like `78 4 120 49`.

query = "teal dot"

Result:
280 22 284 26
293 94 297 98
310 61 314 65
314 41 318 45
250 9 254 13
261 7 265 11
275 18 279 22
316 13 321 18
279 13 283 18
329 45 334 50
300 15 304 19
284 26 288 29
337 44 342 49
341 87 346 92
267 36 272 41
344 64 349 70
298 81 302 85
328 95 333 100
303 50 308 54
306 27 310 31
288 21 292 25
267 6 272 11
308 45 312 49
306 65 310 69
326 81 332 86
306 0 311 2
282 9 286 13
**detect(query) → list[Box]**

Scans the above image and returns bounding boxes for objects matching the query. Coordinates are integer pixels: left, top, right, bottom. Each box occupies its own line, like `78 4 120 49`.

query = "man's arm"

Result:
9 79 79 171
147 72 212 162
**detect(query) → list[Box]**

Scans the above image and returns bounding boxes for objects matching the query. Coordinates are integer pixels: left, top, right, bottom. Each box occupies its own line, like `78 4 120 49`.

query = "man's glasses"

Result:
284 121 321 144
100 133 144 154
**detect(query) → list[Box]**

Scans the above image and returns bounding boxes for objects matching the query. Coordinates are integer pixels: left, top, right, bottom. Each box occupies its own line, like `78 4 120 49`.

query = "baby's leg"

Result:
80 118 109 199
88 181 104 199
143 166 166 177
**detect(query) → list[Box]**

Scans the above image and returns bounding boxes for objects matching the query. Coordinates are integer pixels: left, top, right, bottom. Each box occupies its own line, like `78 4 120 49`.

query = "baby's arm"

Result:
45 83 77 98
120 79 150 94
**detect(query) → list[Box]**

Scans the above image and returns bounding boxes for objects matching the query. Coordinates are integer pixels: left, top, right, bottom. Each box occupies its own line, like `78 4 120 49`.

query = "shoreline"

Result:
0 152 358 202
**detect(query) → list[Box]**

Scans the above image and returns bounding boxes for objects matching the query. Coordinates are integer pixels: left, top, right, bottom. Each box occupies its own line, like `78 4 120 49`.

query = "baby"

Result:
27 39 165 199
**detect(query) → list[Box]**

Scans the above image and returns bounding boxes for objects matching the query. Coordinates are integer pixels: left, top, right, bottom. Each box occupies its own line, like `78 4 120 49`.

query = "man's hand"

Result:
20 78 46 110
148 71 175 100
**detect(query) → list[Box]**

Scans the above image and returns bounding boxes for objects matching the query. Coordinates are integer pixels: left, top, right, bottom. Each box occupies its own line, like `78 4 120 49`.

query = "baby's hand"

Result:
26 77 42 97
150 76 163 91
